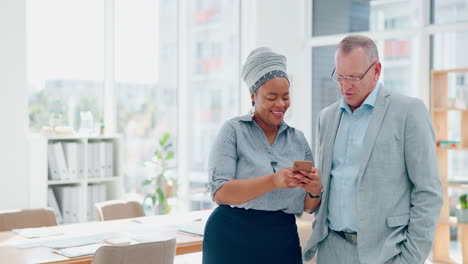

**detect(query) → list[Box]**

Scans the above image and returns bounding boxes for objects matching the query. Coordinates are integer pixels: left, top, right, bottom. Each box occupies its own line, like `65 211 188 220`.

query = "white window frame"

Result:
177 0 190 211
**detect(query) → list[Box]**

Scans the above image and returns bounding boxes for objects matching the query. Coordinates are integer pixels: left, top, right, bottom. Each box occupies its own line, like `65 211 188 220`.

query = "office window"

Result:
378 37 417 97
114 0 178 203
27 0 104 132
432 0 468 25
187 0 240 210
311 46 340 138
432 31 468 70
311 0 418 36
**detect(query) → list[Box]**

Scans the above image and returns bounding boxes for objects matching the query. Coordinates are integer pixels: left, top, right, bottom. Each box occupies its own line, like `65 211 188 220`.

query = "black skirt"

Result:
202 205 302 264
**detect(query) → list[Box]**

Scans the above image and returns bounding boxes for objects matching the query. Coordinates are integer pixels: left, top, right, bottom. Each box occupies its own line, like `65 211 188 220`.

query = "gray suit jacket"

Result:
303 86 444 264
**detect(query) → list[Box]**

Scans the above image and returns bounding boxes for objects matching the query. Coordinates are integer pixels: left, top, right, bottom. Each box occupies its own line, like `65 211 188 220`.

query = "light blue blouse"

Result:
208 114 313 215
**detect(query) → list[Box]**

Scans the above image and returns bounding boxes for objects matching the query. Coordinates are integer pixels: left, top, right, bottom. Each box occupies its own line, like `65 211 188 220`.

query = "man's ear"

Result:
374 61 382 81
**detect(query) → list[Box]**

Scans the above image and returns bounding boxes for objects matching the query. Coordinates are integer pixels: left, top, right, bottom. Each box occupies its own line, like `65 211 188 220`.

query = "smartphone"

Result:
292 160 313 172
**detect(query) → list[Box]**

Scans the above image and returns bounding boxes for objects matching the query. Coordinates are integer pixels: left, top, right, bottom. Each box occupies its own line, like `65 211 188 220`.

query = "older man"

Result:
303 35 443 264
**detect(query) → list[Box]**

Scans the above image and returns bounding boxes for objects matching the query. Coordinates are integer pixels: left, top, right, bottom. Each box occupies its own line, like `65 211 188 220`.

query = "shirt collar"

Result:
239 112 289 132
340 82 381 114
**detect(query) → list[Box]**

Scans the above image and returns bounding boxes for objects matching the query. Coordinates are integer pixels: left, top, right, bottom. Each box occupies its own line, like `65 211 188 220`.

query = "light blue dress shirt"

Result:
328 83 381 233
208 113 313 215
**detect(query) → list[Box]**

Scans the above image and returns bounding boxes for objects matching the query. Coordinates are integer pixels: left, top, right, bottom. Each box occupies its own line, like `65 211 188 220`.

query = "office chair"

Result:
0 208 57 231
91 238 176 264
94 200 145 221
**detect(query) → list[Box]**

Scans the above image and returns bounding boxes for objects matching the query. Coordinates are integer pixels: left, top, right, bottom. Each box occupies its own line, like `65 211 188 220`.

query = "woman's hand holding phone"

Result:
289 161 323 196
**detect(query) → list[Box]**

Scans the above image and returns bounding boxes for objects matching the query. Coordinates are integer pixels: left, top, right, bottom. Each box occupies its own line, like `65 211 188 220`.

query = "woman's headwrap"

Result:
241 47 289 94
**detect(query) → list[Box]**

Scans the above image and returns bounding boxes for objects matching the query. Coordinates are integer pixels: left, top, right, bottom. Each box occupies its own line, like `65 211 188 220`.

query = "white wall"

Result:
0 0 30 210
247 0 312 142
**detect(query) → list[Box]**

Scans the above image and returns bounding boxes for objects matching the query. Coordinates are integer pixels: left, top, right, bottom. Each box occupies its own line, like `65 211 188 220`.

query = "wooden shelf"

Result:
433 107 468 112
439 216 468 227
432 68 468 74
431 68 468 263
48 177 120 185
48 180 82 185
46 134 119 140
437 146 468 151
87 177 121 183
445 183 468 189
432 257 460 264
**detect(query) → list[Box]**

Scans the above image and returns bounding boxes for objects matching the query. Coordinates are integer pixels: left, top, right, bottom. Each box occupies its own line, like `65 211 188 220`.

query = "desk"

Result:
0 210 210 264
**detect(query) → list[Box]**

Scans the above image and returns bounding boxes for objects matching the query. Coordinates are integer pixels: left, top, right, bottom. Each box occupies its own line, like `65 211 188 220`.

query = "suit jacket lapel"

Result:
356 87 391 184
315 103 342 242
321 105 342 191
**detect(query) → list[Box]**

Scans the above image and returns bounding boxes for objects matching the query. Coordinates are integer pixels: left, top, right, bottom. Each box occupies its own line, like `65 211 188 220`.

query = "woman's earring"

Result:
250 101 255 115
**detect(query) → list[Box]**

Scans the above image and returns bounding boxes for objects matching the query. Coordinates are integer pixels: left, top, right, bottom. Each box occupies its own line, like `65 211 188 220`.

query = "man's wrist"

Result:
308 188 324 199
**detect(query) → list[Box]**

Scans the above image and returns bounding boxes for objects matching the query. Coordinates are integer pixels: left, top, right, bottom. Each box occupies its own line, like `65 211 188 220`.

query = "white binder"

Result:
53 142 69 180
63 142 78 180
47 187 63 224
105 142 114 177
87 143 94 178
71 186 81 223
99 184 107 203
56 186 72 224
77 143 85 179
99 142 106 178
87 184 97 221
90 142 100 178
47 143 60 180
87 184 93 221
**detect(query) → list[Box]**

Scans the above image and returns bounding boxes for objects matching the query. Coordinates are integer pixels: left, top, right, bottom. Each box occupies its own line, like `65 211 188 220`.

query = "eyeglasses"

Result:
331 61 377 84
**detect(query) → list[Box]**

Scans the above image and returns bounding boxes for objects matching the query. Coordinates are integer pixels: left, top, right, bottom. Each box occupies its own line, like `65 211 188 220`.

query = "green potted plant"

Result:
142 132 177 215
457 194 468 223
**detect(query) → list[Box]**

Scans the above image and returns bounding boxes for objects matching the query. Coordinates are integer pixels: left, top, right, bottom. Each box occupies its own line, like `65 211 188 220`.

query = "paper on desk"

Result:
131 211 209 227
8 241 42 249
7 233 112 249
131 229 176 243
53 243 107 258
178 220 206 236
103 236 135 245
131 216 183 226
41 233 113 249
12 227 63 239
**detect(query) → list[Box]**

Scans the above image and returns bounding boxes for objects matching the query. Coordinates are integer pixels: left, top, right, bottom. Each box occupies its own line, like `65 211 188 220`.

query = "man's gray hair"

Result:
336 35 379 63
